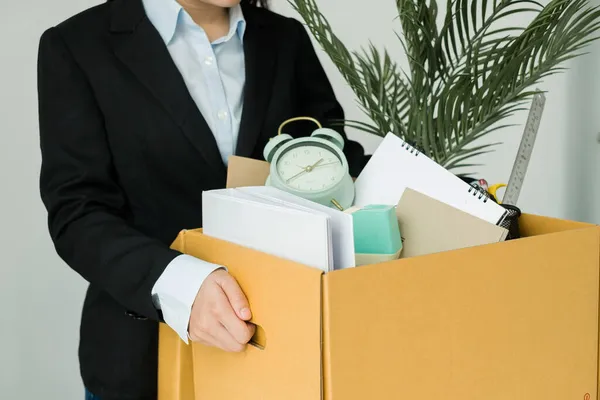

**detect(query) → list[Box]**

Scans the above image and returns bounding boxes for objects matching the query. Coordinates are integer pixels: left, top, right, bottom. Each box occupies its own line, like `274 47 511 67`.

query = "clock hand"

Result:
286 168 309 183
286 158 323 183
311 161 340 169
287 158 324 183
305 158 324 172
293 158 325 173
296 161 341 169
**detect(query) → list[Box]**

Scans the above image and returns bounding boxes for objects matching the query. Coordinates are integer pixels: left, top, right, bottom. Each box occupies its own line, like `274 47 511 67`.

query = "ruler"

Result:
502 91 546 206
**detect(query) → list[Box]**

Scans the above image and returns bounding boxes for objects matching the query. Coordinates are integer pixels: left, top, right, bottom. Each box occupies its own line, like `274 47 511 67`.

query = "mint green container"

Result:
348 204 403 266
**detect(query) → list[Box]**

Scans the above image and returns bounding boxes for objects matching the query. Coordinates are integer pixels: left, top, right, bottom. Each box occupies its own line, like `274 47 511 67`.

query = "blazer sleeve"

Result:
290 18 368 178
37 27 181 321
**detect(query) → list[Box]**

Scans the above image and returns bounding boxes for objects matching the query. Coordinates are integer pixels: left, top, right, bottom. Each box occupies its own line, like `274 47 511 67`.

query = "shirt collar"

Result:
218 3 246 44
142 0 246 45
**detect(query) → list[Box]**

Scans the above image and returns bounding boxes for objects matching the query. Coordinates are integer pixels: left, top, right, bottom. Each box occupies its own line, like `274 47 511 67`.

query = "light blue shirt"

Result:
143 0 247 343
143 0 246 165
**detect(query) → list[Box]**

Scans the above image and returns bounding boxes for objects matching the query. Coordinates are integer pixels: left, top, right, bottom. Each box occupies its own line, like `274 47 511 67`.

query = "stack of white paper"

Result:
202 186 355 272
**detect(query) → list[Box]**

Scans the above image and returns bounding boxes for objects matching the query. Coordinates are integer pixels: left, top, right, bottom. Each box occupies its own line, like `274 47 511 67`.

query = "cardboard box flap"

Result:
322 226 600 400
227 155 270 188
171 229 324 400
519 213 595 237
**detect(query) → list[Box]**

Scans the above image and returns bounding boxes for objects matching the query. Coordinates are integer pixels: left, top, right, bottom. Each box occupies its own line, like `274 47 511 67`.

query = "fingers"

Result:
216 273 252 321
189 329 218 348
188 270 256 353
195 323 255 353
189 308 245 352
212 286 255 345
212 323 247 352
246 321 256 337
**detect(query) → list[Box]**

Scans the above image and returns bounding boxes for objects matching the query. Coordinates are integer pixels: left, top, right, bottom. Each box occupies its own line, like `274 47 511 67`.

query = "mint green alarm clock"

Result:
263 117 355 210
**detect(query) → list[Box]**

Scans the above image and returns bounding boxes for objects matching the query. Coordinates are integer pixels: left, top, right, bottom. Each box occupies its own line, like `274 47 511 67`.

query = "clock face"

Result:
275 143 345 192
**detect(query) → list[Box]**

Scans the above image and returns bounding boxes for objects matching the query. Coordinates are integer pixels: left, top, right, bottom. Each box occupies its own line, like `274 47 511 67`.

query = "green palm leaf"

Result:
289 0 600 171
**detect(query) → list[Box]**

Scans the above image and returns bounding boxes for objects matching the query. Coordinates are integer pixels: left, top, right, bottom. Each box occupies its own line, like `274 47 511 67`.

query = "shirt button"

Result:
218 110 228 120
204 56 214 66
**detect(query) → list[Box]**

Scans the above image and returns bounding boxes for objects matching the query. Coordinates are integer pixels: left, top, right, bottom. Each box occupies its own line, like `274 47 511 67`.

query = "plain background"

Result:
2 0 600 398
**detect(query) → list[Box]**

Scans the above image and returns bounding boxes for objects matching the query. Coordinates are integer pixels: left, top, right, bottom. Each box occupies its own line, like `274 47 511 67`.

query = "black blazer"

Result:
37 0 366 399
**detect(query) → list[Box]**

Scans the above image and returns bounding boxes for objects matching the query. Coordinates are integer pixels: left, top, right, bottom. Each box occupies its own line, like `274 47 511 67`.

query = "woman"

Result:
37 0 366 398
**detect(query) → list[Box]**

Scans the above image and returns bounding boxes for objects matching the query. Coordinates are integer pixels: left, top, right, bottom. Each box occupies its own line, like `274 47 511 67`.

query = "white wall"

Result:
1 0 599 399
1 1 103 399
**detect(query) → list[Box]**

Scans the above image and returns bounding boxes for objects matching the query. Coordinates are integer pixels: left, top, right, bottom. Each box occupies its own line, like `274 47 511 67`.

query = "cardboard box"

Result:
158 157 600 400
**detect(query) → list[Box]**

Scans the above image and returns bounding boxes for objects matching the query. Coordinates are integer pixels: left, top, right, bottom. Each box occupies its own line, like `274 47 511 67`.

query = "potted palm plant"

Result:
289 0 600 172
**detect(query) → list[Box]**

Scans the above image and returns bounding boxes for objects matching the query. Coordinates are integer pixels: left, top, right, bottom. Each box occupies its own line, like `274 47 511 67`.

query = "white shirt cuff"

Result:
151 254 224 344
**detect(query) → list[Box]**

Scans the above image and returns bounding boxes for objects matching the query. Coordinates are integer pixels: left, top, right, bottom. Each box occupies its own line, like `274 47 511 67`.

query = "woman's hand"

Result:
188 269 255 352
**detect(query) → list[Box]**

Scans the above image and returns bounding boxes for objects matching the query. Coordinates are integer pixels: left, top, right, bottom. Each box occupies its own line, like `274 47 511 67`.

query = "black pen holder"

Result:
498 204 522 240
458 176 522 240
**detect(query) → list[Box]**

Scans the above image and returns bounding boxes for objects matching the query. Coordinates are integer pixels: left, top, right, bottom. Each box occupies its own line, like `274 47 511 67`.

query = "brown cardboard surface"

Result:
158 218 600 400
322 225 600 400
169 229 323 400
519 213 595 236
158 324 195 400
226 155 270 188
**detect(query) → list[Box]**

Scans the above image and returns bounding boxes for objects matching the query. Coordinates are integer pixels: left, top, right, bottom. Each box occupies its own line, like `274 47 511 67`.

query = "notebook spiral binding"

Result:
400 138 420 156
467 185 489 203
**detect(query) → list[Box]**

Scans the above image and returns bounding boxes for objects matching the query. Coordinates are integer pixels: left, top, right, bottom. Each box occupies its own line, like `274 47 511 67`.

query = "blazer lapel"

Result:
235 7 278 158
108 0 226 177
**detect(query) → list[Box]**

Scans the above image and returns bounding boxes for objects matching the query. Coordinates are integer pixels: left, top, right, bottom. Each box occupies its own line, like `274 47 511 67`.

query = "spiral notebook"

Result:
354 133 508 226
396 188 509 258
